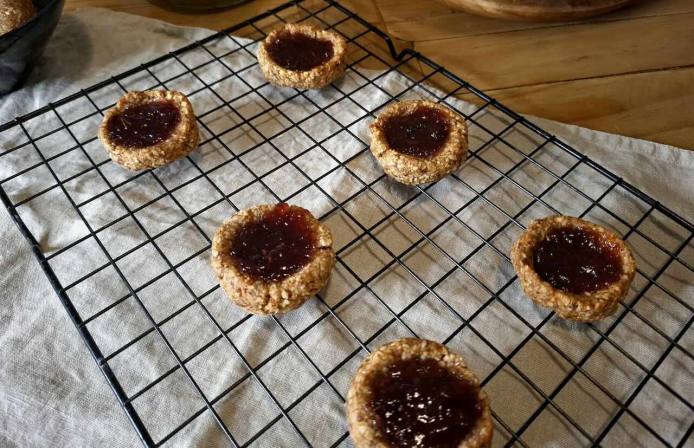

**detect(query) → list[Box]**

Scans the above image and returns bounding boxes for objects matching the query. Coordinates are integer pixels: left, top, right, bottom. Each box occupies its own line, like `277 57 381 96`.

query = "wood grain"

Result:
455 67 694 143
64 0 694 149
415 13 694 90
378 0 694 41
63 0 385 30
439 0 635 22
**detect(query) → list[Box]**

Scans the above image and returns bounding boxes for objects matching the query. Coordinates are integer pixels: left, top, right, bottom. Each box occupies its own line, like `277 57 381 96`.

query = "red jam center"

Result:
107 100 181 148
266 31 334 72
369 357 483 448
383 105 451 158
533 227 623 294
230 204 317 282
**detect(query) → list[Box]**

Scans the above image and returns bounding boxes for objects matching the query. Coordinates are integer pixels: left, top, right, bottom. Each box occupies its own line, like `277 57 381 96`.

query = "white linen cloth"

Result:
1 8 691 448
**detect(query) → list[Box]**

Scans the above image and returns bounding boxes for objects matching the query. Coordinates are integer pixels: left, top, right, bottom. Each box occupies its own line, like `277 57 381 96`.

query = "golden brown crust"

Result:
0 0 36 35
210 204 335 315
346 338 493 448
98 90 199 171
511 215 636 322
369 100 468 185
257 23 348 90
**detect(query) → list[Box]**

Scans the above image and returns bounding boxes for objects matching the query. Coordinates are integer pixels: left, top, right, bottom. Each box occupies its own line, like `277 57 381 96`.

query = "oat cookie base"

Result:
346 338 493 448
210 204 335 315
257 23 348 90
511 215 636 322
98 90 199 171
369 100 468 185
0 0 36 35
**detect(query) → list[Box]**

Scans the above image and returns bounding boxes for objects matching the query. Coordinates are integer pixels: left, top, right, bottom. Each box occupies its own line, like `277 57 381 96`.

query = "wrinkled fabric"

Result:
1 8 692 448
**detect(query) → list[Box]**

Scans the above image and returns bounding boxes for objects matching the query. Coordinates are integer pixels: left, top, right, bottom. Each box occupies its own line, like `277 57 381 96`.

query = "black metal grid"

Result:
1 1 692 446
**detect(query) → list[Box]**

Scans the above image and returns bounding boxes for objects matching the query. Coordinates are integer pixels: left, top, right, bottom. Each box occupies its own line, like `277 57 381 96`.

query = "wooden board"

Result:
63 0 694 149
440 0 636 21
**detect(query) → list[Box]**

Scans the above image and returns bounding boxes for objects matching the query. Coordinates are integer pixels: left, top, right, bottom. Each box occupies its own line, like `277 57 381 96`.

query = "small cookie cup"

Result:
98 90 199 171
257 23 347 89
0 0 36 35
369 100 468 185
347 338 493 448
211 204 335 315
511 215 636 322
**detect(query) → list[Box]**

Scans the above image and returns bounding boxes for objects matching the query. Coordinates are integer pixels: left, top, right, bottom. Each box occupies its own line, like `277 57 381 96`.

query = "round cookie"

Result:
347 338 493 448
369 100 468 185
0 0 36 36
211 204 335 315
511 215 636 322
98 90 199 171
257 23 347 89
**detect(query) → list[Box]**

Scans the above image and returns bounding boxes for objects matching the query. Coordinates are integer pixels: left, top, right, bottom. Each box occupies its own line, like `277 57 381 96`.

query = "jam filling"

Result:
533 227 623 294
368 357 483 448
383 105 451 158
266 31 334 72
230 204 317 282
107 100 181 148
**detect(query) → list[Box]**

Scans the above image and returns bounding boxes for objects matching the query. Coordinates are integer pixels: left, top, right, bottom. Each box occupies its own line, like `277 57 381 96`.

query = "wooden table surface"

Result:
65 0 694 150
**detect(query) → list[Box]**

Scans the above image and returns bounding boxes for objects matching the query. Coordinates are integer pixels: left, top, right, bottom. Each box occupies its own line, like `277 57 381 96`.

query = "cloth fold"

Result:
0 8 691 448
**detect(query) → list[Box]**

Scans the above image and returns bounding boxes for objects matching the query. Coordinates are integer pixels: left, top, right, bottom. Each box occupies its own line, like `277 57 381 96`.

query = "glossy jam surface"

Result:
107 100 181 148
266 31 334 72
383 105 451 158
230 204 317 282
533 227 622 294
368 357 483 448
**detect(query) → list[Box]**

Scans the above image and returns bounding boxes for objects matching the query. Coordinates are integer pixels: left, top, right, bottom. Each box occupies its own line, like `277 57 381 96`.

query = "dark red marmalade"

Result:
383 105 451 158
533 227 623 294
368 357 483 448
266 31 334 72
107 100 181 148
230 204 317 282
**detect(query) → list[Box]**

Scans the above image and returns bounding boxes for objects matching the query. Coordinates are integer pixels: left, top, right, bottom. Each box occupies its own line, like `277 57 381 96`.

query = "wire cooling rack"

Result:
1 1 692 446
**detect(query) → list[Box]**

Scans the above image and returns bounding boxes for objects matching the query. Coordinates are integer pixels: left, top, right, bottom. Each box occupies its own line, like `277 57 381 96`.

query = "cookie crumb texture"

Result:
0 0 36 35
211 204 335 315
347 338 493 448
257 23 347 90
370 100 468 185
511 215 636 322
98 90 199 171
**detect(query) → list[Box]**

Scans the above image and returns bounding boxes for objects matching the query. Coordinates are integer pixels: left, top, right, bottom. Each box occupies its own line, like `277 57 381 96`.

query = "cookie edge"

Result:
510 215 637 322
369 100 468 185
257 23 348 90
346 338 493 448
98 90 200 171
210 204 336 315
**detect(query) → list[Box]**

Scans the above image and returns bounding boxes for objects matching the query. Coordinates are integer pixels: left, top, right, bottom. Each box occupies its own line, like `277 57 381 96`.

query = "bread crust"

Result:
346 338 493 448
210 204 335 315
98 90 199 171
369 100 468 185
511 215 636 322
257 23 348 90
